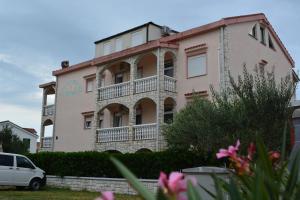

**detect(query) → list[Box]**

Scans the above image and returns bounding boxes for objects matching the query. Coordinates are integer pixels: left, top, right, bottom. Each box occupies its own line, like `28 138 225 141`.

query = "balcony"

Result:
43 105 55 116
98 75 176 101
96 126 130 142
133 123 157 140
96 123 158 143
41 137 53 148
134 76 157 93
164 75 176 92
98 82 130 101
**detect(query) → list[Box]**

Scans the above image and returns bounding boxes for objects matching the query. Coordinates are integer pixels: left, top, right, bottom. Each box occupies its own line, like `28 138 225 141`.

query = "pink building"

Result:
39 13 297 153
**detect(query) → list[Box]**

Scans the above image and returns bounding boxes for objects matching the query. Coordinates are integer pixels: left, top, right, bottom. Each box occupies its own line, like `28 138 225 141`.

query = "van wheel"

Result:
30 178 41 191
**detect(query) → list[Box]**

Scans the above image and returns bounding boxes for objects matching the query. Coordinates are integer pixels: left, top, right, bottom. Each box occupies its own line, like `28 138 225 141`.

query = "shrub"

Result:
164 66 295 153
26 150 222 178
0 126 29 154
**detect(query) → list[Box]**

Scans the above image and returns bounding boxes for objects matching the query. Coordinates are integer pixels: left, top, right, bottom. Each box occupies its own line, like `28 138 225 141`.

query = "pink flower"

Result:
158 171 196 199
247 143 256 161
95 191 114 200
216 140 240 159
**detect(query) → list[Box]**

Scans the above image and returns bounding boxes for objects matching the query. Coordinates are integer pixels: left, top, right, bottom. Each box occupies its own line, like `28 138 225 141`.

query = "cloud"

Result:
0 101 41 137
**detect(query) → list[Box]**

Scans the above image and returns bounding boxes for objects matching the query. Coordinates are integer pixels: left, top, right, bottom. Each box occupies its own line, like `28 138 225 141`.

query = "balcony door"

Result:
113 112 122 127
115 73 123 84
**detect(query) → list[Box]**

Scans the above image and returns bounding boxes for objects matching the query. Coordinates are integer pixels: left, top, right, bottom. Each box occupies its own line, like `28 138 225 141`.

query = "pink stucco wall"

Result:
175 30 220 110
54 66 96 152
227 21 292 82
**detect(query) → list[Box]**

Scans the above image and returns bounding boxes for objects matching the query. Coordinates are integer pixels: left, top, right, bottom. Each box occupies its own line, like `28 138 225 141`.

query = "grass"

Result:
0 187 141 200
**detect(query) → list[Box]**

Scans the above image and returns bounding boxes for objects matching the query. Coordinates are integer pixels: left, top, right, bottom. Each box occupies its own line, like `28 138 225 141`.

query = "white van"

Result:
0 152 46 190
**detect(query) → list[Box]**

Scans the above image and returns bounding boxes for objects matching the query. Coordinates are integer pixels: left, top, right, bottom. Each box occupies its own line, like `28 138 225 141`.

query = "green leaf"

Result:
110 157 155 200
280 121 288 163
156 188 168 200
187 181 202 200
227 178 243 200
211 174 225 200
283 151 300 199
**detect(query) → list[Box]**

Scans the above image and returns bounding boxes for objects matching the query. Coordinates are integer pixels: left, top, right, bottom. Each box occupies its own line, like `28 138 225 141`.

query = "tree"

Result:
163 66 296 153
0 126 29 154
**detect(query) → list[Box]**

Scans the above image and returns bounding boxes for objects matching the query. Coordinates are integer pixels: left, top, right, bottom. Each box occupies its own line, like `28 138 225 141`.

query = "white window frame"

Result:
103 42 112 55
187 54 207 78
115 37 123 52
84 115 93 129
86 78 94 92
131 30 144 47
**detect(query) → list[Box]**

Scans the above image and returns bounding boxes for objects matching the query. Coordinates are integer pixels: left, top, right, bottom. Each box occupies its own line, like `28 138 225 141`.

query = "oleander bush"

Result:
26 150 222 178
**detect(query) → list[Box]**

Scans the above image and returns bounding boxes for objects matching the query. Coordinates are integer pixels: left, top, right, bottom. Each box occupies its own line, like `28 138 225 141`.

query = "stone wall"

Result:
46 175 157 195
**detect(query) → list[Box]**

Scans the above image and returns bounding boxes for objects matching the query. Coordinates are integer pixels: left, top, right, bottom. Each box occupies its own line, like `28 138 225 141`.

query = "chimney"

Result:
61 60 69 69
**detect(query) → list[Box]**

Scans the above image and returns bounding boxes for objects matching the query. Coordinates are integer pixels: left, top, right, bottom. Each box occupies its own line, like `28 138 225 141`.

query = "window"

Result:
164 59 174 77
16 156 35 169
0 154 13 166
84 116 93 129
268 34 275 50
260 26 265 44
115 38 123 51
131 30 144 47
164 104 174 124
136 108 142 125
23 138 30 151
250 24 257 39
187 54 207 78
115 73 123 84
86 78 94 92
113 113 122 127
103 42 112 55
137 67 143 79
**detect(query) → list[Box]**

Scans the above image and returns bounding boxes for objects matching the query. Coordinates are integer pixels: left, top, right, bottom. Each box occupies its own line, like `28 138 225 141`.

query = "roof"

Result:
39 81 56 88
0 120 39 138
94 22 178 44
22 128 37 134
52 13 295 76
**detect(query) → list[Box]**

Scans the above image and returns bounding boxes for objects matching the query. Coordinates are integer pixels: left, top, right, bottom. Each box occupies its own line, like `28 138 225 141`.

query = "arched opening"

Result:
134 98 157 125
133 98 157 140
164 51 175 78
164 97 176 124
135 53 157 79
98 103 129 128
99 61 130 87
136 148 152 153
41 119 53 148
104 150 122 154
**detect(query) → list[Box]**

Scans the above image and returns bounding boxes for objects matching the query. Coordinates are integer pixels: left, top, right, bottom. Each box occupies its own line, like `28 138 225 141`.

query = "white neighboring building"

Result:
0 121 38 153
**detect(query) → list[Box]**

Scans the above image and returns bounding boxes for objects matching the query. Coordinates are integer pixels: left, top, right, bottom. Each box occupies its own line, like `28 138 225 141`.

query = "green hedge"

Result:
27 150 221 179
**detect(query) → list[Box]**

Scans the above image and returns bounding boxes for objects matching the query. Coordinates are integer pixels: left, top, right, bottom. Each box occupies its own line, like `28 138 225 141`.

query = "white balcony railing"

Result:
96 126 129 142
164 76 176 92
43 105 55 116
98 82 130 100
41 137 53 148
133 123 157 140
134 76 157 94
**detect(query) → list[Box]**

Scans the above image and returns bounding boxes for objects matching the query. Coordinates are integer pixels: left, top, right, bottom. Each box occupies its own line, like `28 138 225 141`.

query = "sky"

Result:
0 0 299 137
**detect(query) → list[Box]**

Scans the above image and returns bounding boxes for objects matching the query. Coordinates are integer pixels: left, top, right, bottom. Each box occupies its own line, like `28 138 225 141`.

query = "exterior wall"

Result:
0 122 37 153
148 24 162 41
47 175 157 195
226 21 293 83
53 66 97 152
95 27 147 57
138 99 156 124
95 25 163 58
175 30 220 110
